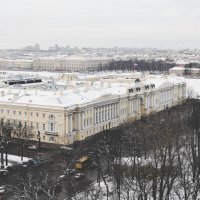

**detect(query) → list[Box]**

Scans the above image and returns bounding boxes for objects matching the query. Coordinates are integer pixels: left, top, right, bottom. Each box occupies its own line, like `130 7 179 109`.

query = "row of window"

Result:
1 119 55 132
95 106 116 124
1 110 46 118
84 117 92 127
160 90 172 103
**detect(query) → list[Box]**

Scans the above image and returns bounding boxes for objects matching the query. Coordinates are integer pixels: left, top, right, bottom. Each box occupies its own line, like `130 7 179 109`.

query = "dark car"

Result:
59 146 73 156
28 158 53 166
64 168 76 175
0 169 9 176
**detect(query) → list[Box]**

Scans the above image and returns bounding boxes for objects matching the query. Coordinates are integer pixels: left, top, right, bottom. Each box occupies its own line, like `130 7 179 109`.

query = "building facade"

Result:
0 74 186 145
33 57 111 71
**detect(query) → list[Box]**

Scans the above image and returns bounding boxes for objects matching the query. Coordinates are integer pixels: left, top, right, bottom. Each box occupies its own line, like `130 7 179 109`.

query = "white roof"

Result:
0 71 186 109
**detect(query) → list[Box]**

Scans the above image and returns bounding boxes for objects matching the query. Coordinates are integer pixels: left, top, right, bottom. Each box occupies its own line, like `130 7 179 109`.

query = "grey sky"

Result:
0 0 200 49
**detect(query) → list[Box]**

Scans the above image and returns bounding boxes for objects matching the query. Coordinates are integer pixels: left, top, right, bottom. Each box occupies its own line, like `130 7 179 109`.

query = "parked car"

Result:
0 169 9 176
59 146 73 156
28 145 38 150
57 174 68 182
64 168 76 175
0 186 5 194
28 158 53 166
74 173 85 180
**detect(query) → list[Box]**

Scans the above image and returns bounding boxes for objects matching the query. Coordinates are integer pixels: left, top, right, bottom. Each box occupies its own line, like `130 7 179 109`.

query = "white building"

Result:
0 72 186 145
33 57 111 71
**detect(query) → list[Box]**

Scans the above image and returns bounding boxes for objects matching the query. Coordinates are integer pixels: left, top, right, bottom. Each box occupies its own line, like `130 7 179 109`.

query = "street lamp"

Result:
0 142 4 169
37 130 41 154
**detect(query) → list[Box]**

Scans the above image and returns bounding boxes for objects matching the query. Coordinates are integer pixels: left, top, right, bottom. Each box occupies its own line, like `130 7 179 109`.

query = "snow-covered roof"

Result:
0 71 187 109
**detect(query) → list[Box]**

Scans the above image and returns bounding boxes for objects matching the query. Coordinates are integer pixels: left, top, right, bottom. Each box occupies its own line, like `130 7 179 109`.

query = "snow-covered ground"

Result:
185 78 200 97
1 154 30 167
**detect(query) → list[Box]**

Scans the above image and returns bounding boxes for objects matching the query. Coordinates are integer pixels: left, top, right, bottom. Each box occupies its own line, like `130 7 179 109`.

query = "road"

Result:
0 141 102 199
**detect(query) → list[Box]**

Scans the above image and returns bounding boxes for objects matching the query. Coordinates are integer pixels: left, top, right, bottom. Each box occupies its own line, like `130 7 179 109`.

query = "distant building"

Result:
0 59 33 70
32 57 111 71
169 66 200 77
169 66 185 76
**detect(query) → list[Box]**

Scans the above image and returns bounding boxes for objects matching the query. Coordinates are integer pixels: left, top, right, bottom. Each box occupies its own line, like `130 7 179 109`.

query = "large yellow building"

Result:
0 72 186 145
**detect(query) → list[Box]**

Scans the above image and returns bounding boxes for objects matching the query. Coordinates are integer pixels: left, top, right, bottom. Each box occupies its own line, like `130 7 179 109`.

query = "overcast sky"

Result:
0 0 199 49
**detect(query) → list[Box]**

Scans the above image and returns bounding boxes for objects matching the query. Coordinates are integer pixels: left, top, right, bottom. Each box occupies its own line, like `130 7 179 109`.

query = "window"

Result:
96 112 98 123
7 110 9 114
13 111 16 115
25 112 27 116
49 137 54 141
43 124 45 131
19 121 22 127
43 113 45 118
19 111 21 115
50 123 54 132
36 123 39 129
30 112 33 116
36 113 39 117
30 122 33 128
43 136 45 140
25 122 27 128
48 114 56 132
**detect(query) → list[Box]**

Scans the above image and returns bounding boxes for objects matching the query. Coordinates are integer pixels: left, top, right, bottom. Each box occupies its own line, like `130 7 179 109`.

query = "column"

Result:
99 106 102 123
113 104 115 118
94 108 96 124
102 106 104 121
109 105 111 119
67 116 69 133
104 106 106 121
130 100 132 113
74 113 76 130
152 95 154 107
70 114 72 133
115 103 117 117
112 104 114 118
82 112 84 129
78 112 81 130
97 107 99 124
131 99 134 113
107 105 109 120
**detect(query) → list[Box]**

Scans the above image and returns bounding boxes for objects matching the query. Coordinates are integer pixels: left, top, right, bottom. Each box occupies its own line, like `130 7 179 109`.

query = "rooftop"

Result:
0 71 186 109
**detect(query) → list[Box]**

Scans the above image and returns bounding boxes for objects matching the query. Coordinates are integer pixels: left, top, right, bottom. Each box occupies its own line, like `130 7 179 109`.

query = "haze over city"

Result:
0 0 200 49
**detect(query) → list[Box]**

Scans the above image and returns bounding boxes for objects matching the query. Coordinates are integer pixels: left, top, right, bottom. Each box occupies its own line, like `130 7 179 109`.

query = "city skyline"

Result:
0 0 199 49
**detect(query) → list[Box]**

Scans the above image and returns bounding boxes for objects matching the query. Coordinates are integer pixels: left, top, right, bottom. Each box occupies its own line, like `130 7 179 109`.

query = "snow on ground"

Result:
2 154 31 167
185 78 200 97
